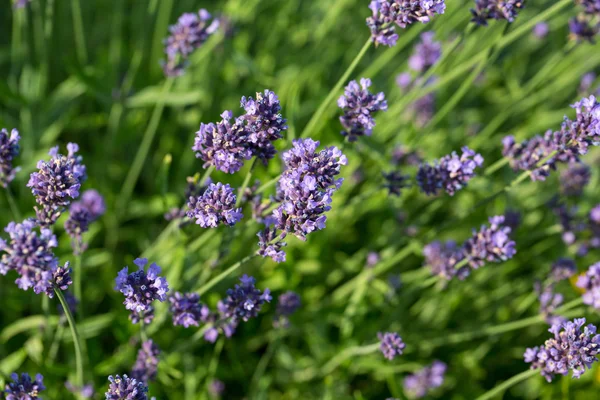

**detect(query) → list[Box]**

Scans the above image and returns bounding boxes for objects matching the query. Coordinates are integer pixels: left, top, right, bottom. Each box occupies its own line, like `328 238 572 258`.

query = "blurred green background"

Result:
1 0 600 398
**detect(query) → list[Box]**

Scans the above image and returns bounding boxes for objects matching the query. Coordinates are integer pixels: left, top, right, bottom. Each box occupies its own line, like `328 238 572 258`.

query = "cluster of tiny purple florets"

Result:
65 189 106 254
274 291 301 328
337 78 388 141
114 258 169 324
4 372 45 399
162 9 220 76
570 0 600 42
560 163 591 196
186 182 243 228
423 240 469 280
105 375 148 400
417 147 484 196
471 0 525 26
577 262 600 309
0 128 21 188
525 318 600 382
378 331 406 360
168 291 210 328
403 361 446 399
366 0 446 47
131 340 160 384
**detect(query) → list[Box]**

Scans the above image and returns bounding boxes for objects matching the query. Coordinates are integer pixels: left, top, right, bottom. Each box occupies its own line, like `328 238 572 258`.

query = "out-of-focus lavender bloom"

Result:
392 145 422 166
551 258 577 282
471 0 525 26
274 291 301 328
65 190 105 254
383 171 410 196
577 263 600 309
165 176 212 221
366 0 446 47
569 17 597 42
338 78 387 141
525 318 600 381
168 292 209 328
105 375 148 400
366 251 380 268
4 372 45 399
502 133 557 181
114 258 169 325
535 282 565 326
65 382 94 398
424 240 469 280
533 22 549 38
0 219 72 297
187 182 243 228
80 189 106 217
378 332 406 360
408 32 441 72
560 163 591 196
0 128 20 188
463 215 516 269
239 90 287 163
209 379 225 397
417 147 484 196
14 0 31 8
257 225 287 263
403 361 446 398
131 340 160 384
27 143 86 226
193 111 252 174
162 10 219 77
580 72 597 93
396 75 437 127
396 72 412 89
503 210 521 232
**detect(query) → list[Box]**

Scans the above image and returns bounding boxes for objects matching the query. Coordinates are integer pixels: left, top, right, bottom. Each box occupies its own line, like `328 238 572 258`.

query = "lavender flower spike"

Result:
65 189 106 254
162 10 220 77
187 182 243 228
424 240 469 280
4 372 45 399
338 78 387 141
463 215 516 269
274 291 301 328
525 318 600 381
114 258 169 324
168 291 209 328
471 0 525 26
105 375 148 400
378 332 406 360
408 32 441 73
0 128 20 188
131 340 160 384
577 262 600 309
403 361 447 398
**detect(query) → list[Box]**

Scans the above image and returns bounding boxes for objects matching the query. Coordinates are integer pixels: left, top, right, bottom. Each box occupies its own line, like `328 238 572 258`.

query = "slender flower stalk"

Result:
54 286 84 392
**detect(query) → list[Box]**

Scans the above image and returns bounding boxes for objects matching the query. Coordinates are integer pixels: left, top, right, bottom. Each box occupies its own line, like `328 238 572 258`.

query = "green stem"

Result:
255 175 279 195
484 157 510 176
249 335 280 395
236 158 258 207
5 187 22 221
140 323 149 343
300 38 372 138
475 369 538 400
54 287 84 390
196 254 257 296
118 78 174 216
200 165 215 186
70 0 88 65
321 342 380 376
74 251 83 318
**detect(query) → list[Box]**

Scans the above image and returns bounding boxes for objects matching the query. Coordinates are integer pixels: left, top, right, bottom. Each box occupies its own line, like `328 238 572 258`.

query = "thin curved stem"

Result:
321 342 380 376
196 254 258 296
54 288 84 390
5 187 22 221
70 0 88 65
200 165 215 186
236 158 258 207
475 369 538 400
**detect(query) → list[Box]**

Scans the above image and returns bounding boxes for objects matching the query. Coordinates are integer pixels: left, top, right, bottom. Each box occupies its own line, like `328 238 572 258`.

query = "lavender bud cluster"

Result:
186 182 243 228
65 189 106 254
471 0 525 26
131 340 160 384
577 262 600 309
168 292 210 328
274 291 301 328
0 128 21 188
403 361 446 399
378 331 406 360
337 78 388 141
4 372 45 399
105 375 148 400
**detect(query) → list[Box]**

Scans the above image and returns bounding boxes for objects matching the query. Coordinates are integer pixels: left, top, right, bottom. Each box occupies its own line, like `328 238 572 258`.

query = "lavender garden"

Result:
2 0 600 398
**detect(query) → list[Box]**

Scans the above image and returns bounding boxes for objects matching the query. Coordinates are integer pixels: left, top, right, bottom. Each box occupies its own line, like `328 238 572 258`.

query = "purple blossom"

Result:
383 170 410 196
560 163 591 196
403 361 447 398
535 282 565 326
503 209 521 231
14 0 31 8
274 291 301 328
209 379 225 396
257 225 287 263
114 258 169 324
186 182 243 228
338 78 388 141
392 145 422 166
0 128 20 187
366 0 446 47
27 143 86 226
416 146 484 196
550 258 576 282
168 292 209 328
502 133 556 181
366 252 380 268
105 375 148 400
131 340 160 384
423 240 469 280
162 10 220 77
525 318 600 382
378 331 406 360
463 215 516 269
4 373 45 399
64 190 105 255
408 32 441 72
577 263 600 309
239 90 287 163
533 22 549 38
471 0 525 26
65 382 94 398
165 176 212 221
569 17 597 42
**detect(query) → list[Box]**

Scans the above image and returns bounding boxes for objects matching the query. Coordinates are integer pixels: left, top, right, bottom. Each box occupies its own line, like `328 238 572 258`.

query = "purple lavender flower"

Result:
338 78 388 141
14 0 31 8
502 133 556 181
550 258 576 282
416 147 484 196
577 263 600 309
424 240 469 280
239 90 287 163
525 318 600 381
383 170 410 196
471 0 525 26
186 182 243 228
4 372 45 399
65 190 106 255
209 379 225 397
257 225 287 263
0 219 72 297
560 163 591 196
366 252 380 268
463 215 516 269
105 375 148 400
403 361 446 398
274 291 301 328
503 210 521 231
366 1 446 47
535 283 565 326
392 145 422 166
533 22 549 38
550 96 600 162
65 382 94 398
408 32 441 72
193 111 252 174
162 10 220 77
569 17 597 42
131 340 160 384
165 176 212 221
580 72 597 94
168 292 209 328
27 143 86 226
0 128 20 187
114 258 169 324
378 331 406 360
